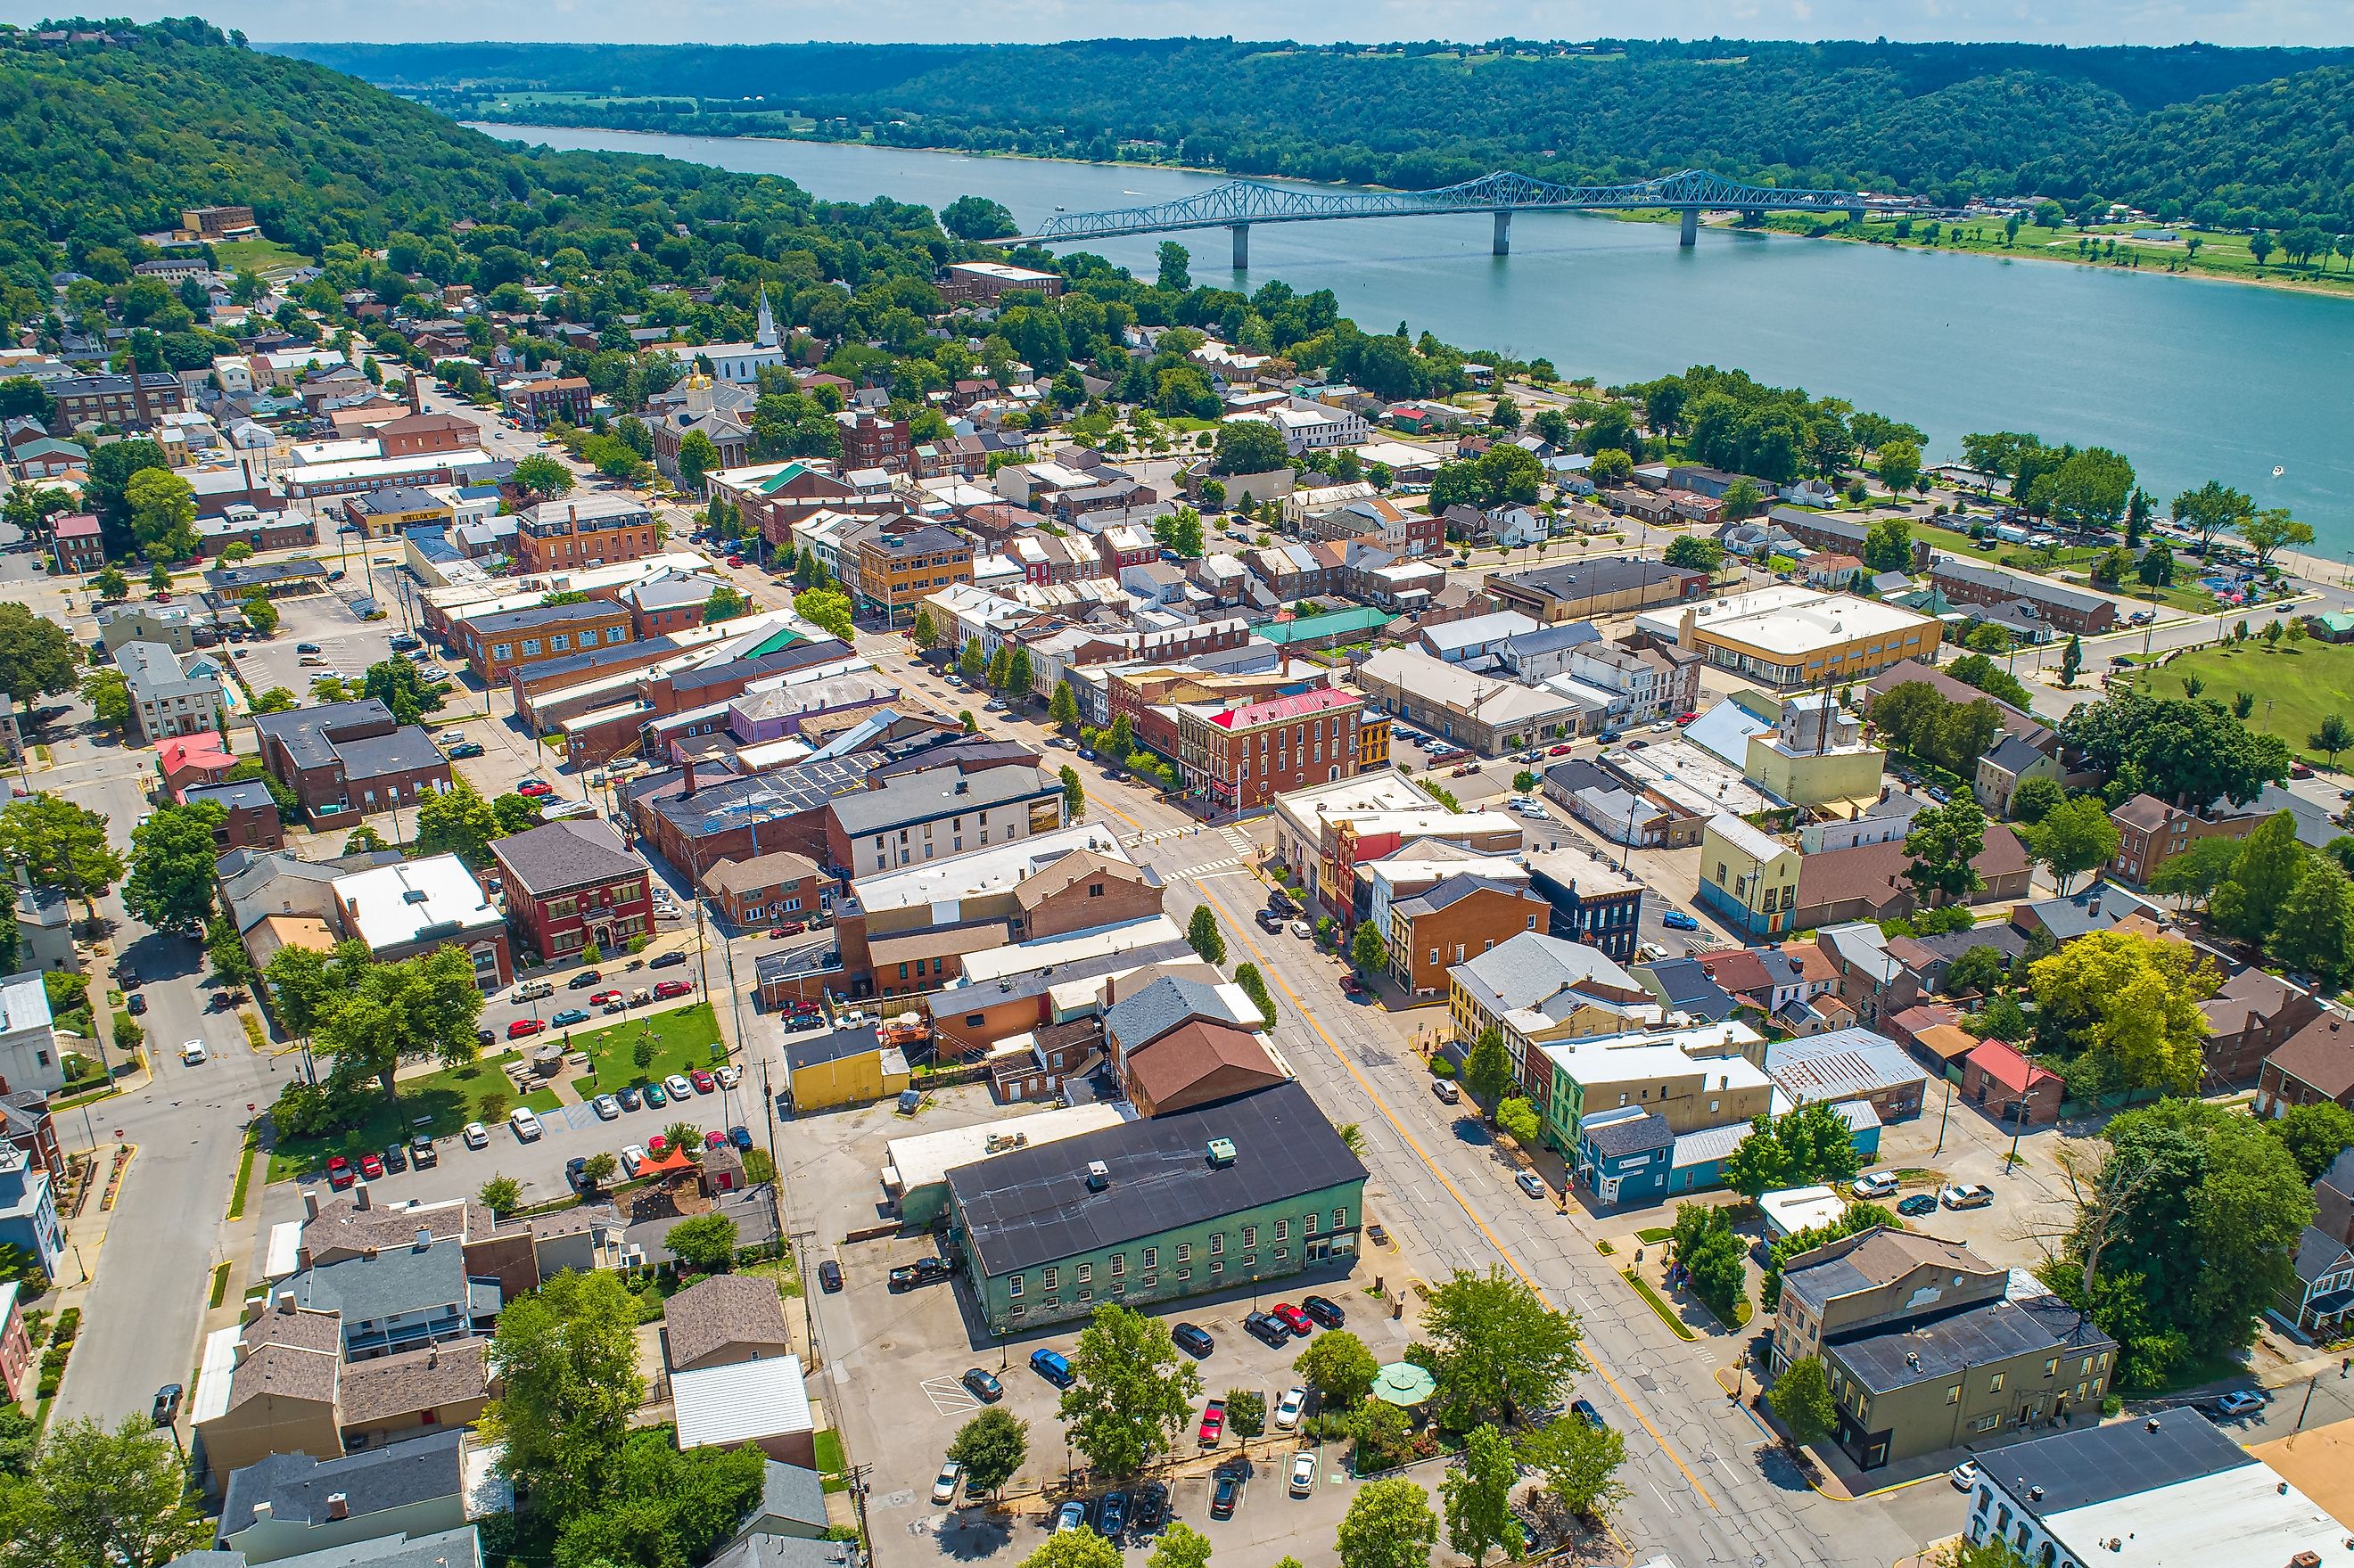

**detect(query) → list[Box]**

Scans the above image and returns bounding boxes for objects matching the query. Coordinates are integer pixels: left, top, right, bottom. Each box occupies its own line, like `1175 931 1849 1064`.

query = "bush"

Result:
1428 1055 1457 1078
53 1308 79 1344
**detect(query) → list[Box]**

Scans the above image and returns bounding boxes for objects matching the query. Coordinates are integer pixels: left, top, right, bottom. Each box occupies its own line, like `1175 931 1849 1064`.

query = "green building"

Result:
946 1082 1367 1334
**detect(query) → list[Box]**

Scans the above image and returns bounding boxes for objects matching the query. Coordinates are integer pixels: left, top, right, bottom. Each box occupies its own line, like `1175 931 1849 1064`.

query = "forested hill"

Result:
274 37 2354 232
0 20 961 332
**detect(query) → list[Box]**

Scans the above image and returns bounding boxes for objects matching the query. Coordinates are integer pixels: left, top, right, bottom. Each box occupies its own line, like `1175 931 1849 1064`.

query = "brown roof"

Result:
1124 1019 1283 1112
700 850 823 898
1785 1226 1990 1295
2268 1016 2354 1102
302 1194 490 1260
337 1336 490 1426
1013 848 1153 911
219 1303 344 1413
2111 792 2176 833
1860 661 2054 751
868 924 1008 968
1779 940 1840 986
1914 1023 1982 1063
2202 968 2310 1038
1693 948 1774 997
665 1274 792 1371
1796 825 2029 913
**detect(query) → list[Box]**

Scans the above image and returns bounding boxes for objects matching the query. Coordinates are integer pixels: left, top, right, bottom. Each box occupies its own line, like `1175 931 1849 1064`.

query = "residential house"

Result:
2107 793 2266 888
2259 1014 2354 1117
2201 968 2322 1087
0 972 63 1096
1961 1038 2064 1125
1975 734 2062 820
215 1429 506 1563
49 513 104 575
1447 932 1659 1101
119 640 226 743
699 851 827 928
664 1274 794 1375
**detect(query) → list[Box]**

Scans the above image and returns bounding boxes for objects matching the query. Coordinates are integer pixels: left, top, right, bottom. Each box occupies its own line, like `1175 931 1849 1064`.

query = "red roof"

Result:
156 734 234 775
1207 685 1360 731
54 513 100 538
1966 1037 2060 1096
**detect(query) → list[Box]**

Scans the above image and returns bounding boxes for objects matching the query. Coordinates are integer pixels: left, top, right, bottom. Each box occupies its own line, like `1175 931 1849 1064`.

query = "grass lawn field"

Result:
1771 214 2354 297
571 1002 726 1093
210 236 313 277
268 1053 562 1181
2128 639 2354 768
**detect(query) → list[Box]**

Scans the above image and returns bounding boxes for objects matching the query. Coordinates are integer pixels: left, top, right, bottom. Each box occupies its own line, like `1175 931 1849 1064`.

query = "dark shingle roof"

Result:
1581 1109 1673 1158
665 1274 790 1369
219 1428 468 1537
1102 975 1241 1055
491 819 645 896
949 1082 1363 1278
1982 1406 2251 1523
827 763 1056 840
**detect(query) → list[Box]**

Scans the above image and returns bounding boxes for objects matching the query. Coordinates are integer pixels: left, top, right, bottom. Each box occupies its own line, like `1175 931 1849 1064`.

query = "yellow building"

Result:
1355 712 1393 771
1643 587 1942 690
785 1027 912 1112
1698 813 1804 939
1743 693 1887 809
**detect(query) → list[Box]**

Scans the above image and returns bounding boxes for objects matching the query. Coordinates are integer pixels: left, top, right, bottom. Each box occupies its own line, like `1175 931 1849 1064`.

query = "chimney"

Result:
428 1345 440 1369
407 371 422 415
2086 893 2103 916
414 1226 432 1250
296 1244 313 1271
354 1179 371 1211
276 1289 298 1314
2146 1416 2162 1433
681 753 697 799
251 1502 273 1522
325 1493 350 1523
302 1188 320 1220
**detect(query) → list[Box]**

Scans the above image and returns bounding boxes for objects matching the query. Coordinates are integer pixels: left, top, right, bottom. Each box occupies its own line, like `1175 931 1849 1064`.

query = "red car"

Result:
727 554 745 568
589 989 622 1006
646 1134 668 1155
1677 710 1698 724
1549 743 1576 756
1198 1398 1226 1445
767 921 807 938
358 1151 385 1179
326 1154 355 1188
704 1129 730 1149
1271 1302 1313 1336
515 780 553 799
689 1068 716 1094
507 1017 546 1038
653 978 695 1000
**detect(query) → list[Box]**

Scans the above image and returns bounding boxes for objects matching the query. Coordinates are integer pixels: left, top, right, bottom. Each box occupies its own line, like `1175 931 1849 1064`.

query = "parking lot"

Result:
788 1082 1428 1564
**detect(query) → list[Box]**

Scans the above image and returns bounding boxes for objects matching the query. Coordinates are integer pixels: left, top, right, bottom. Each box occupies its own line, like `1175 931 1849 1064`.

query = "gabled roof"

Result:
665 1274 791 1370
490 819 646 897
1103 974 1248 1055
1124 1019 1284 1112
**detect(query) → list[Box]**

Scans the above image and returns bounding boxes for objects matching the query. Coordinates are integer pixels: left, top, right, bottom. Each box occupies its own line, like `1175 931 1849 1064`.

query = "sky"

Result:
8 0 2354 46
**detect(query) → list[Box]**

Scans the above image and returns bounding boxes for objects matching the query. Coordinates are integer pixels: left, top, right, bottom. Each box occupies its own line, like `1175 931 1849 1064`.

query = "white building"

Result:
118 640 226 743
331 854 509 991
0 970 62 1094
694 289 793 385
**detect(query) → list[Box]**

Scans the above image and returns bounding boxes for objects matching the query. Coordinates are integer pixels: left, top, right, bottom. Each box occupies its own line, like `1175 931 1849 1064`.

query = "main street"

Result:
857 637 1946 1568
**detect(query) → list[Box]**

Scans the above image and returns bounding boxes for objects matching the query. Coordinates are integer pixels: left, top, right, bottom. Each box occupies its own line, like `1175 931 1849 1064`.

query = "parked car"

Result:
620 1145 646 1178
1949 1460 1982 1491
960 1367 1004 1402
1255 908 1286 933
653 979 694 999
1571 1398 1606 1430
1290 919 1313 939
379 1145 407 1173
887 1257 953 1292
1198 1398 1227 1444
1852 1170 1900 1200
1301 1294 1346 1329
1030 1348 1074 1387
689 1068 716 1094
569 969 603 989
461 1121 490 1149
509 1108 543 1141
931 1461 962 1506
2215 1389 2269 1416
1131 1482 1168 1536
152 1383 184 1425
1243 1312 1289 1349
664 1073 696 1100
1659 908 1700 932
1896 1193 1939 1217
716 1065 742 1088
358 1151 385 1179
515 779 553 799
507 1018 546 1039
817 1259 843 1293
729 1125 752 1149
642 1080 667 1107
592 1095 621 1121
513 980 553 1002
1432 1078 1461 1104
1270 1302 1313 1336
590 989 622 1006
1289 1451 1317 1497
1053 1501 1087 1533
1940 1182 1995 1210
1096 1490 1127 1540
1209 1467 1241 1519
1274 1386 1306 1431
1173 1322 1214 1359
326 1153 354 1188
1517 1170 1547 1199
445 742 484 759
411 1136 438 1168
564 1156 589 1191
649 950 690 969
616 1085 642 1112
550 1007 588 1028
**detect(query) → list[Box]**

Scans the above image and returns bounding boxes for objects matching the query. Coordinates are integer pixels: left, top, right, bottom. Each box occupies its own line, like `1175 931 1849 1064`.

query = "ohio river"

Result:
481 124 2354 557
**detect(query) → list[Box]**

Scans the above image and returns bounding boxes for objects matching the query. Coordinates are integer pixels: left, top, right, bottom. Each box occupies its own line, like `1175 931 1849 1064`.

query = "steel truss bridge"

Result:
1009 168 1880 267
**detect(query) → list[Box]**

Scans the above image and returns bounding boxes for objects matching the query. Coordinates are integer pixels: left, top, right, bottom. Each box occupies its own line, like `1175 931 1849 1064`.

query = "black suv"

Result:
1095 1491 1127 1541
887 1257 954 1292
1130 1482 1168 1536
1172 1322 1214 1359
1301 1294 1346 1329
1244 1311 1289 1349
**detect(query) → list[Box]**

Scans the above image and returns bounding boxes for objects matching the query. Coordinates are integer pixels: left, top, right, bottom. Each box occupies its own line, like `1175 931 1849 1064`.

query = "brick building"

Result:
1386 874 1552 998
938 260 1066 306
457 600 634 682
48 372 186 431
1177 685 1366 814
835 410 912 474
490 819 654 964
853 523 974 628
515 495 659 574
371 412 476 457
500 376 592 428
2259 1014 2354 1116
50 513 103 575
699 851 828 927
178 779 284 853
251 701 453 825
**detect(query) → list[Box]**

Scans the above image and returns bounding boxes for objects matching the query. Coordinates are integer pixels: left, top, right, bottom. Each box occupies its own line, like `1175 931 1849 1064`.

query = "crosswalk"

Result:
1165 824 1257 880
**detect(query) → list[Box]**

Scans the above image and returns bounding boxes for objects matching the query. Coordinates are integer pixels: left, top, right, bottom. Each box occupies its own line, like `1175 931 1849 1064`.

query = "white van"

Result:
509 1107 544 1141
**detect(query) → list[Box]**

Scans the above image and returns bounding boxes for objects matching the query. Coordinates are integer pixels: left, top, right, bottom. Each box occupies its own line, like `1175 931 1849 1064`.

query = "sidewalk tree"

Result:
911 607 938 651
674 428 720 490
478 1268 646 1516
476 1175 523 1217
1443 1423 1522 1565
2311 715 2354 769
1050 680 1080 728
1058 1302 1202 1478
0 794 124 918
512 454 573 497
311 945 490 1100
1495 1096 1541 1148
2268 858 2354 988
1461 1026 1515 1110
2262 1102 2354 1183
78 669 129 731
1768 1356 1837 1445
945 1407 1026 1500
2059 635 2083 685
1862 514 1913 572
1423 1264 1584 1431
1348 920 1388 974
1721 1117 1792 1197
1903 794 1987 905
579 1151 617 1192
416 779 504 868
1337 1477 1440 1568
0 603 82 710
1186 905 1226 965
123 800 226 934
1060 765 1085 818
1294 1329 1379 1408
1233 963 1277 1026
91 567 128 603
793 587 856 642
1143 1522 1211 1568
958 640 986 685
1662 535 1722 571
362 658 447 727
0 1415 208 1568
665 1212 738 1274
125 466 198 559
242 595 278 636
987 644 1012 692
1018 1534 1121 1568
1519 1408 1628 1520
205 912 258 986
1667 1202 1749 1321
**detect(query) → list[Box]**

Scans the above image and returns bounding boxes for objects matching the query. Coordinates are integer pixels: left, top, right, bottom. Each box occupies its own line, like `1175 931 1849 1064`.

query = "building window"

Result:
1208 1234 1224 1256
1042 1267 1058 1292
1241 1225 1256 1249
1142 1246 1156 1270
1333 1207 1348 1229
1110 1252 1125 1277
1988 1372 2004 1392
1304 1212 1318 1236
1008 1275 1023 1297
1946 1384 1961 1404
1074 1263 1091 1284
1973 1413 2003 1433
1174 1244 1190 1262
1274 1219 1288 1242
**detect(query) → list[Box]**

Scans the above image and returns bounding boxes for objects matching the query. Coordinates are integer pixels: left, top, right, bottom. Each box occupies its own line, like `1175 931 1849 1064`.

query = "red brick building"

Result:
1960 1038 2064 1126
835 410 911 474
1177 685 1366 814
373 412 477 457
699 850 827 927
2259 1014 2354 1117
490 819 654 964
514 495 659 574
178 778 284 853
250 701 453 825
501 376 592 429
50 513 103 575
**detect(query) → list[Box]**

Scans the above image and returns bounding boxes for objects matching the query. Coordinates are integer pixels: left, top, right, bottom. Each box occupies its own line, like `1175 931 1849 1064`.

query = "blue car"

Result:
1659 908 1700 932
550 1007 589 1027
643 1081 668 1107
728 1125 753 1150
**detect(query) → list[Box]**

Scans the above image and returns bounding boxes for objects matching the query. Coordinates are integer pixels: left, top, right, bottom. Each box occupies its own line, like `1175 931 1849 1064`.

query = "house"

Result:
181 779 284 853
0 972 62 1096
278 1228 503 1361
1385 874 1552 999
119 641 226 743
11 888 72 975
2278 1227 2354 1341
672 1356 817 1466
488 820 652 965
2200 968 2321 1086
1448 932 1660 1100
0 1144 62 1277
1788 825 2033 932
331 856 512 991
1771 1227 2114 1470
1763 1030 1929 1121
1122 1018 1288 1118
700 851 827 928
1960 1408 2340 1568
2008 883 2169 945
664 1274 794 1374
2107 794 2266 888
2258 1014 2354 1116
1961 1037 2064 1125
948 1081 1365 1334
1975 734 2061 819
214 1429 506 1563
784 1025 910 1113
730 1463 833 1543
252 702 453 825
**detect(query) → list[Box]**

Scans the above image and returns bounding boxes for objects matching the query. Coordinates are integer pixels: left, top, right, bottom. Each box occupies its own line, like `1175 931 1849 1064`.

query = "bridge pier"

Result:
1679 209 1699 247
1493 209 1510 256
1230 223 1248 271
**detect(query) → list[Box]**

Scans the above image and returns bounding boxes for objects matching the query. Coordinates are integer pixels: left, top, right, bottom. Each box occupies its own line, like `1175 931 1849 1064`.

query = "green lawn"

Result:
570 1003 727 1092
267 1054 562 1181
1776 215 2354 296
2128 639 2354 767
211 236 313 277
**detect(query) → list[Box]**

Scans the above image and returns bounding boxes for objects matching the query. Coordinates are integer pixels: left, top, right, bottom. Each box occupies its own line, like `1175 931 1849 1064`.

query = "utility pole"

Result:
1934 1074 1955 1155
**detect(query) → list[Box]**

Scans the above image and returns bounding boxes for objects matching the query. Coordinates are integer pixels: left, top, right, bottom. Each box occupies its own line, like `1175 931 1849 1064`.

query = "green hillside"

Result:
270 36 2354 230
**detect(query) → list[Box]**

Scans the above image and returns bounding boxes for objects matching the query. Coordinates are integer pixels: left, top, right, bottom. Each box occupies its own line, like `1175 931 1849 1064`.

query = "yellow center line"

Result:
1187 874 1720 1511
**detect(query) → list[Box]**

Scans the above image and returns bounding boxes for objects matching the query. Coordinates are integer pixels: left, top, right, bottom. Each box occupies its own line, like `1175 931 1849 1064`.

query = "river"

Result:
480 124 2354 556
